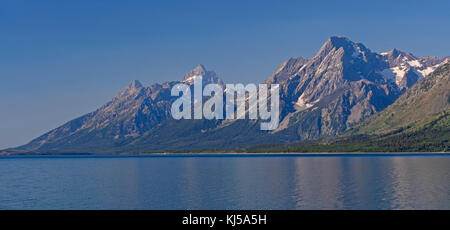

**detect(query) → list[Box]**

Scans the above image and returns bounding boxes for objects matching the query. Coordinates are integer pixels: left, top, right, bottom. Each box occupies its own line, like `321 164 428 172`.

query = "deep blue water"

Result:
0 155 449 209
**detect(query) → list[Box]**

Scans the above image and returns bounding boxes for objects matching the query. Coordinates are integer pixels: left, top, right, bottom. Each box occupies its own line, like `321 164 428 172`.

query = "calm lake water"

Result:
0 155 449 210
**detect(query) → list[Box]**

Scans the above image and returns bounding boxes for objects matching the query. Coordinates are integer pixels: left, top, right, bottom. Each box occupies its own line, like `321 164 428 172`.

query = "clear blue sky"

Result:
1 0 449 149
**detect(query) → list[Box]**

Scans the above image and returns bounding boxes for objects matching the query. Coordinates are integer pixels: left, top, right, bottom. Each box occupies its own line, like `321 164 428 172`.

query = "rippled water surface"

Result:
0 155 449 209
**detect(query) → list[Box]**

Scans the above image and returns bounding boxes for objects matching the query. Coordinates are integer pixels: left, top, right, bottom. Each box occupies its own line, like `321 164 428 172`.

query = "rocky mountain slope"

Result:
235 64 450 153
14 65 224 152
350 62 450 135
7 36 449 153
272 36 400 138
380 49 448 90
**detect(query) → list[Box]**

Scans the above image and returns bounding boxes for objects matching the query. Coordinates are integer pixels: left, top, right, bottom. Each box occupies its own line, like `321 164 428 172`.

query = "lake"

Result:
0 154 449 209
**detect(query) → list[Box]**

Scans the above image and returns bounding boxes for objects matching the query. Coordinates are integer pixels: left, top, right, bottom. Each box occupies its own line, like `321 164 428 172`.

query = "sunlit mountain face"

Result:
7 36 449 153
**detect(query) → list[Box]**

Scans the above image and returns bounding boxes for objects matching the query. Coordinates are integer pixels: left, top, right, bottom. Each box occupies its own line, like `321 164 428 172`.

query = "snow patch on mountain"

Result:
378 49 449 89
408 60 422 67
183 75 201 84
295 94 318 111
418 65 436 76
392 66 407 85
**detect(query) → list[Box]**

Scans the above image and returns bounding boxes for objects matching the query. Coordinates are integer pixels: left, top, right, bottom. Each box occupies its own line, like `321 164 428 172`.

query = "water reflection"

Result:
0 156 449 209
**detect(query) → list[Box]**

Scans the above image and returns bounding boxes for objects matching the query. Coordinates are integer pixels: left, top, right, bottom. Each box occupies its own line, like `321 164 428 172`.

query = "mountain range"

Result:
4 36 449 154
249 62 449 153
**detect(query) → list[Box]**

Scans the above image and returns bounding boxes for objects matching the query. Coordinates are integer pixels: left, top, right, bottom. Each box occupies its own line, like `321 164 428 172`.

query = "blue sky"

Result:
1 0 450 148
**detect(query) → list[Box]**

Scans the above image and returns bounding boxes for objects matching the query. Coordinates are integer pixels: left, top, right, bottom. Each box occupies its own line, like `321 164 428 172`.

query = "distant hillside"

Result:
213 109 446 153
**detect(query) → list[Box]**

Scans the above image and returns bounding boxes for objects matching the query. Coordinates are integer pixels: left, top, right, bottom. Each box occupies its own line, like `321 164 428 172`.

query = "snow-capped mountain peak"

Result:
182 64 224 86
378 49 447 89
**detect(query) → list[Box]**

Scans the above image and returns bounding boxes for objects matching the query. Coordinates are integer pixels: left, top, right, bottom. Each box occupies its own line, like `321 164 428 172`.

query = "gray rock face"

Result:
271 36 400 139
379 49 448 90
11 36 449 153
351 62 450 135
273 38 448 140
17 65 224 152
264 57 308 84
182 64 224 86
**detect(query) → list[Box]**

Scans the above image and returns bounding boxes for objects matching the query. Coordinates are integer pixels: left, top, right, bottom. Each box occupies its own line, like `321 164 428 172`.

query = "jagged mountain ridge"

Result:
121 37 448 151
380 48 449 90
9 36 449 153
15 65 224 152
350 62 450 135
272 36 399 139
